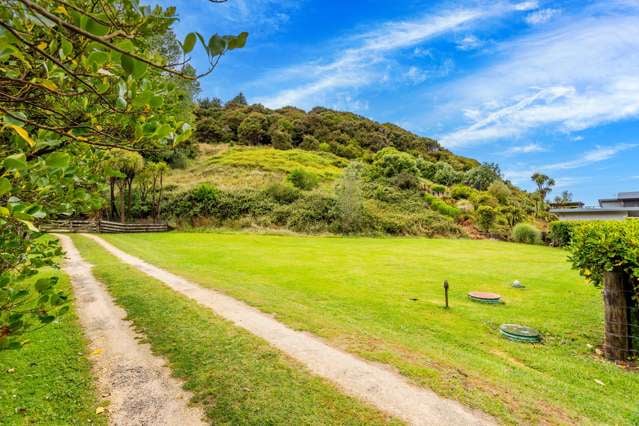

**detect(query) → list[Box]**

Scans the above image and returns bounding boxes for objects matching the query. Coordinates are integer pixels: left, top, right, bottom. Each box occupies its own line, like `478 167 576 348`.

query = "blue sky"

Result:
159 0 639 205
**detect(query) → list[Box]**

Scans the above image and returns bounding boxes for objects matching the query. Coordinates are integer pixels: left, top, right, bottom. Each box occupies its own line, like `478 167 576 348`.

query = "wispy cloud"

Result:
504 144 637 183
439 6 639 147
254 2 534 109
525 8 560 25
456 34 483 50
505 143 546 155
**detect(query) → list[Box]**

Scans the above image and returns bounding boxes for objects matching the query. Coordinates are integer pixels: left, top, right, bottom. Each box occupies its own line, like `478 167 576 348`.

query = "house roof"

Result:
618 191 639 200
550 207 639 213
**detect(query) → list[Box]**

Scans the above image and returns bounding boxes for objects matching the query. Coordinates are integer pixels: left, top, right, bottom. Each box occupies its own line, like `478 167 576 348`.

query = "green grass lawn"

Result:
101 232 639 425
71 235 395 425
0 270 105 425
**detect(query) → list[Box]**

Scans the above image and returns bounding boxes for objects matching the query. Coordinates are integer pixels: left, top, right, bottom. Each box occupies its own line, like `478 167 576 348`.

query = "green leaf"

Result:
3 154 27 171
208 35 226 56
87 51 108 67
149 96 163 108
120 54 134 75
228 32 249 50
132 59 147 78
45 152 70 169
86 18 108 36
0 178 12 196
60 38 72 58
7 124 35 147
183 33 197 54
35 278 53 293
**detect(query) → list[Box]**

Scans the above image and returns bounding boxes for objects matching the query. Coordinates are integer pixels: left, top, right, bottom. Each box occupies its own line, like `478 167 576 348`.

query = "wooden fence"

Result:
41 219 169 233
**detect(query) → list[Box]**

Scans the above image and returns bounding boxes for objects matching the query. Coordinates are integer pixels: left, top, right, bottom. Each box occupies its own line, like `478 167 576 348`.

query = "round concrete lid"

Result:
468 291 501 301
500 324 541 343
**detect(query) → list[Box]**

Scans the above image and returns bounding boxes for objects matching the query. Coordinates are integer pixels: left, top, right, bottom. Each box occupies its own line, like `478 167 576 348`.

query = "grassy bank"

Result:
0 270 104 424
71 235 395 425
102 232 639 424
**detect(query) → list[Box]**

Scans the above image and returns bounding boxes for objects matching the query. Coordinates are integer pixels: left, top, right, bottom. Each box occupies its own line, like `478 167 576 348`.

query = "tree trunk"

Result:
126 177 133 219
119 181 126 224
109 179 116 220
603 270 631 361
156 171 163 222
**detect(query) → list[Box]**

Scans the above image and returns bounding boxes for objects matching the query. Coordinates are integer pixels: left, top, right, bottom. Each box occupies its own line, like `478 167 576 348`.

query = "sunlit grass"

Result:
103 232 639 424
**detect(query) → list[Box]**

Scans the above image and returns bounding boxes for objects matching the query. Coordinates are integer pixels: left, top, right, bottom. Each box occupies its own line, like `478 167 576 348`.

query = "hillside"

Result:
158 97 540 238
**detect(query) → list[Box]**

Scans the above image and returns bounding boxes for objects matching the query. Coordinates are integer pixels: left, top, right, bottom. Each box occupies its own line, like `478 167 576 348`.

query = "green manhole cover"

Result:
468 291 502 304
500 324 541 343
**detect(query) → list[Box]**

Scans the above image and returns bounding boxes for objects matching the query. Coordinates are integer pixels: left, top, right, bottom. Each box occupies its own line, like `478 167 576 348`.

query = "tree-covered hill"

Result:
154 95 542 239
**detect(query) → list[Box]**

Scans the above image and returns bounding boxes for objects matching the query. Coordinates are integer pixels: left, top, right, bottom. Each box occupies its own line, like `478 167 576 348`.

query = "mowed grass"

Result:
71 235 396 425
102 232 639 425
0 270 105 425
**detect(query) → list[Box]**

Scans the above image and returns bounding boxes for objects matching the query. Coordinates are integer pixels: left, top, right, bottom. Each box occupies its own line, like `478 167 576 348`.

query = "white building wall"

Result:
556 211 629 221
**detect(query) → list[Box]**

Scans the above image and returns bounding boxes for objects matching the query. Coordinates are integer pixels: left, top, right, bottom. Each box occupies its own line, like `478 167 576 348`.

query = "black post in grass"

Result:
443 280 449 309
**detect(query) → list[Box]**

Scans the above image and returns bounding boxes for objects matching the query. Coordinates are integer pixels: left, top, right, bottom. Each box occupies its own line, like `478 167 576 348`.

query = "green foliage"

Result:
287 169 320 190
511 223 542 244
1 0 246 350
548 221 579 247
476 205 497 233
424 194 460 219
238 112 268 145
464 163 501 190
450 184 474 199
488 180 511 203
370 147 419 179
569 220 639 287
335 163 365 233
265 183 301 204
432 161 463 186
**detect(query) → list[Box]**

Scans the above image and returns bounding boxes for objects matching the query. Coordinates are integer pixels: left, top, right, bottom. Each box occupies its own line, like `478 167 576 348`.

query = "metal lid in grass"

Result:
500 324 542 343
468 291 502 304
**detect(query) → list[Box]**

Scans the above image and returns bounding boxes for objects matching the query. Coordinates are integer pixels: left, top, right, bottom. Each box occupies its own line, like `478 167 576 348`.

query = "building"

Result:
551 191 639 221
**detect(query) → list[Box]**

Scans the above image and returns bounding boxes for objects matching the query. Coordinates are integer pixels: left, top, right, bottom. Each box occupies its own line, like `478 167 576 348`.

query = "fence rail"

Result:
41 219 169 233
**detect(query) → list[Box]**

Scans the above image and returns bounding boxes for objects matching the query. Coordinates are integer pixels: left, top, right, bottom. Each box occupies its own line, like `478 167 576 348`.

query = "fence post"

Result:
603 270 630 361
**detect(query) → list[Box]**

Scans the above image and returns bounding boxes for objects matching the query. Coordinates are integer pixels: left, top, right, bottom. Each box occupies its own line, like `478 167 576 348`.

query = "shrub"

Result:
370 147 419 179
300 134 320 150
548 221 578 247
464 162 501 190
318 142 331 152
432 161 463 186
488 180 511 203
450 184 473 199
270 129 293 150
238 112 268 145
424 194 460 218
476 205 496 233
286 194 338 233
287 168 320 190
512 223 541 244
431 184 446 195
264 183 301 204
569 220 639 287
416 158 436 179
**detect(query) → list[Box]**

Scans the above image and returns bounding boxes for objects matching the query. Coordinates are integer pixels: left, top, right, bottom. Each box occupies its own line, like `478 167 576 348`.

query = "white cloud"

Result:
506 143 546 154
405 66 428 84
457 34 483 50
254 2 534 109
525 8 560 25
438 10 639 147
514 1 539 11
504 144 637 183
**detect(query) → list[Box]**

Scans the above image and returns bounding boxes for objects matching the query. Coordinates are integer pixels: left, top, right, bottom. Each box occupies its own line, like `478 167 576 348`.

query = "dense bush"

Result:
286 194 338 233
464 163 501 190
450 184 474 199
424 194 460 218
264 183 301 204
511 223 541 244
548 221 578 247
476 205 496 233
287 168 320 190
488 180 511 203
569 220 639 287
370 147 419 179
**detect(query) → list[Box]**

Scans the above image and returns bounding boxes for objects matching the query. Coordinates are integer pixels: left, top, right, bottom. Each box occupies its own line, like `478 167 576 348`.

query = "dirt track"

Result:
57 234 205 426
